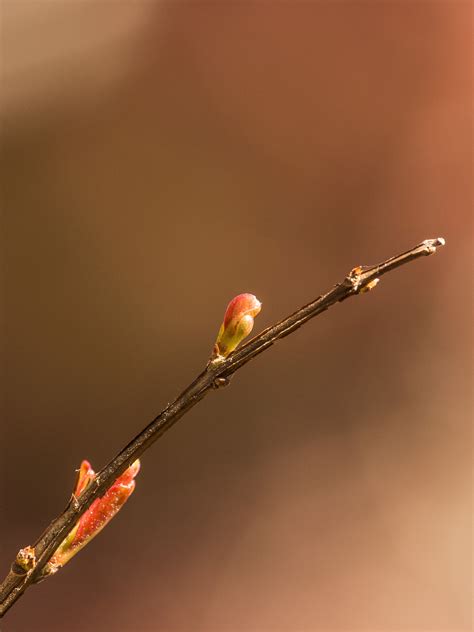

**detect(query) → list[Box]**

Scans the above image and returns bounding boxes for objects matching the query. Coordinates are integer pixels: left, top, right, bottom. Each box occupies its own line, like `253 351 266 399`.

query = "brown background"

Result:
1 2 472 631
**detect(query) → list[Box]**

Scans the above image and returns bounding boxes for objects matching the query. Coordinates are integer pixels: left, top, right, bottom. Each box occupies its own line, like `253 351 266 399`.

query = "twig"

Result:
0 237 445 617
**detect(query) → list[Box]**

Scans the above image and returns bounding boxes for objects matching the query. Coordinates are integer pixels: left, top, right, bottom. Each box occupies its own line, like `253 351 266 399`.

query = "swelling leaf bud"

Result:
44 459 140 575
213 293 262 359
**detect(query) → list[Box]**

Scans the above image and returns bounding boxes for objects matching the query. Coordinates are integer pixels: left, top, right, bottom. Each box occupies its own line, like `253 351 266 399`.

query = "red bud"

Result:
213 293 262 359
45 459 140 575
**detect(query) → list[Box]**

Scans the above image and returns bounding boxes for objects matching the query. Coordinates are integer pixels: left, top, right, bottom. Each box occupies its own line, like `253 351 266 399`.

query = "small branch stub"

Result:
15 548 36 574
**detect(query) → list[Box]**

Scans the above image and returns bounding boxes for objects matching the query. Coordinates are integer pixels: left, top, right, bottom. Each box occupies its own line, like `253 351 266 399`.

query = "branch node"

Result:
207 355 226 369
347 266 375 293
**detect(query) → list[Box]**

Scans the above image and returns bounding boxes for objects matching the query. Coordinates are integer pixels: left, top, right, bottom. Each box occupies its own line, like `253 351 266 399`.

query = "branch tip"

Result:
423 237 446 251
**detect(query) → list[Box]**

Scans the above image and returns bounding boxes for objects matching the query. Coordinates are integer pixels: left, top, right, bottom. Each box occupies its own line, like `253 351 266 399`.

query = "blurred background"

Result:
1 2 472 630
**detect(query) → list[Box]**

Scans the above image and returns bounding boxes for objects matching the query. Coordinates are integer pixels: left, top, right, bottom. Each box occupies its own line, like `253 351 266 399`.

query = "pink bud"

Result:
45 459 140 574
213 293 262 359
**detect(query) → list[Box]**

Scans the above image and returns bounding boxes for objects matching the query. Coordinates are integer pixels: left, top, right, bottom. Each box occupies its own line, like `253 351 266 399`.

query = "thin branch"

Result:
0 237 445 617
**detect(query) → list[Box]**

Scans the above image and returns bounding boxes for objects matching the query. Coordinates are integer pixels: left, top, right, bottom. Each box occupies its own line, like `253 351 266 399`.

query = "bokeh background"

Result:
1 2 472 631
